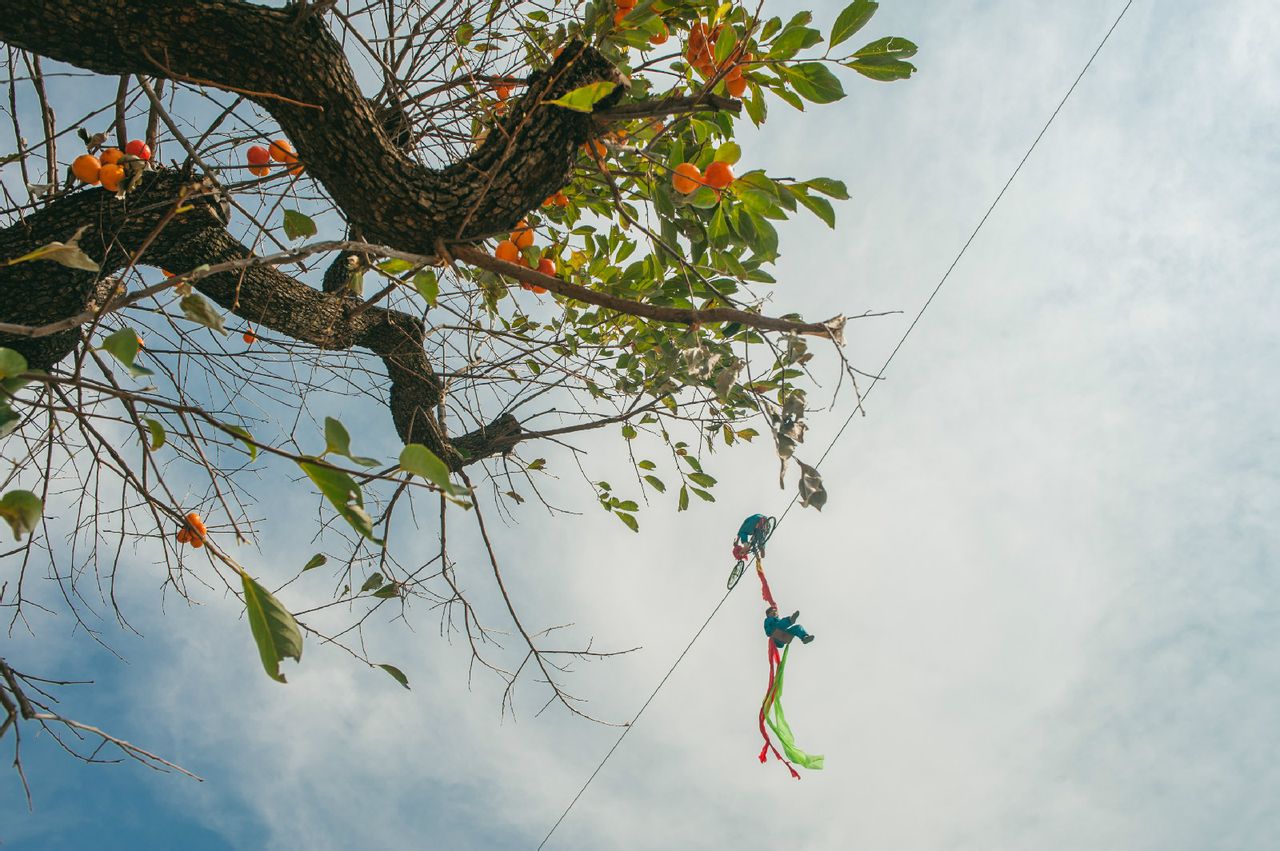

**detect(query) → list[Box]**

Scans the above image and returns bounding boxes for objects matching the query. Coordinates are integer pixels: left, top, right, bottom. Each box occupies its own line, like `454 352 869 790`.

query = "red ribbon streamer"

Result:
757 562 777 608
756 565 799 779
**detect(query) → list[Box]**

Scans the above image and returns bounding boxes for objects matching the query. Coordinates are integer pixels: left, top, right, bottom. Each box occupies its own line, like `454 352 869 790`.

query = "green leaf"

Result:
689 472 717 488
0 348 27 380
745 84 768 126
546 81 618 112
686 185 721 209
324 416 378 466
378 258 415 274
324 416 353 456
678 484 690 512
643 474 666 493
830 0 878 48
615 511 639 533
283 209 317 240
847 55 916 82
299 460 384 544
0 490 42 540
400 444 470 498
772 25 823 57
399 443 449 486
803 177 850 200
100 328 153 378
224 423 258 460
785 63 846 103
621 424 637 440
714 142 742 164
690 487 716 502
360 573 384 593
241 571 303 683
852 36 917 59
180 293 227 335
0 404 19 438
100 327 138 366
414 270 439 307
379 663 410 690
794 189 836 228
302 553 327 571
144 417 166 450
772 85 806 113
713 25 739 66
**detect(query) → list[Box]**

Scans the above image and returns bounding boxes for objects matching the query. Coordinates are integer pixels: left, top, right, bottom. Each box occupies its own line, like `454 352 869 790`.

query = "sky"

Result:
4 0 1280 849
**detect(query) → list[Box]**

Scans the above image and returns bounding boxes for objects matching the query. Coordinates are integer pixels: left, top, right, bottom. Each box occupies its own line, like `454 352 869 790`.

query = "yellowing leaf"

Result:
546 81 618 112
144 417 166 450
0 489 42 540
2 225 99 272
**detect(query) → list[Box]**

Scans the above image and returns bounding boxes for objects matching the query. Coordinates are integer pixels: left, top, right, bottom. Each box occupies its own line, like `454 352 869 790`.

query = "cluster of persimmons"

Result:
71 139 150 192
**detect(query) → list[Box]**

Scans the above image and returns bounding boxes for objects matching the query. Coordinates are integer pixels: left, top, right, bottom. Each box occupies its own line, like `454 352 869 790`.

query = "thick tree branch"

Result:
0 2 622 252
0 171 516 465
593 93 742 122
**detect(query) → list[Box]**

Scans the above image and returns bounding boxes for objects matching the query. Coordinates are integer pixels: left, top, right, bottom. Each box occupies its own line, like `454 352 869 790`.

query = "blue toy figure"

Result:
763 605 815 648
737 514 767 546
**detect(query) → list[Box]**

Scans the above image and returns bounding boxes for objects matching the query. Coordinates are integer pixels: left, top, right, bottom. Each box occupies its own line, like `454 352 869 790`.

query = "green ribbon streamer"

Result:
765 644 825 770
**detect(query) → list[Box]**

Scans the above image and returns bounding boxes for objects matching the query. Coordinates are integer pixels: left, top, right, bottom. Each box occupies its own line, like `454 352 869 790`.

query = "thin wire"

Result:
538 3 1134 846
536 588 734 850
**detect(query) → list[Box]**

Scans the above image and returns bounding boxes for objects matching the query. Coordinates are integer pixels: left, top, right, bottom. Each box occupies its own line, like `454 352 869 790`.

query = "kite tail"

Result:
763 644 825 772
756 559 777 608
758 640 800 779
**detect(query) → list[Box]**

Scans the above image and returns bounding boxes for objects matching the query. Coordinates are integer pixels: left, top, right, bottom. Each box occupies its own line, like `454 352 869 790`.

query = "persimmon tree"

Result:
0 0 915 790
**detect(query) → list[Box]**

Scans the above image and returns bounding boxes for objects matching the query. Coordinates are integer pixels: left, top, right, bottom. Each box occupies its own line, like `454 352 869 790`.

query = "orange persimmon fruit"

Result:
72 154 101 185
511 220 534 249
704 160 734 189
671 162 703 194
495 240 521 263
269 139 295 163
99 163 125 192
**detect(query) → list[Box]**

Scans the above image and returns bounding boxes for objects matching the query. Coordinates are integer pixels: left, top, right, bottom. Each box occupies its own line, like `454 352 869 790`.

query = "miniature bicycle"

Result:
727 514 776 590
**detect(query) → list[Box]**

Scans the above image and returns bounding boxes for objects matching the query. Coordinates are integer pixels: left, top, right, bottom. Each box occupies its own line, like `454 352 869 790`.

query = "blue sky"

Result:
4 0 1280 849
